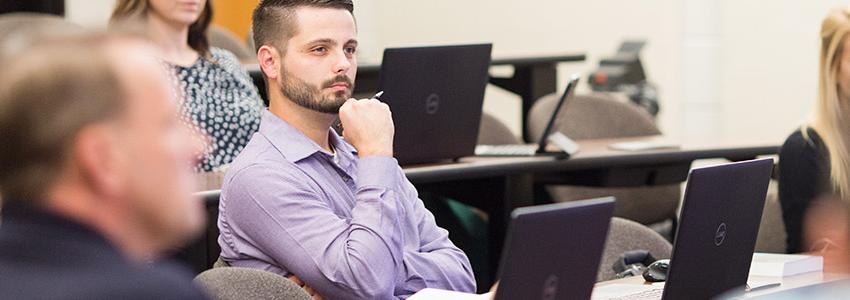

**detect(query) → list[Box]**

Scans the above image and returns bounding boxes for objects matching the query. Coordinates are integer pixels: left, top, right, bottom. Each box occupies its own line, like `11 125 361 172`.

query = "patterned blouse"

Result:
170 47 264 172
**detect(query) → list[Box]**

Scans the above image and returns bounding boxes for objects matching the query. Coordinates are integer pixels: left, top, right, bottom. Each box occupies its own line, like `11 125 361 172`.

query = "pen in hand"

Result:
334 91 384 133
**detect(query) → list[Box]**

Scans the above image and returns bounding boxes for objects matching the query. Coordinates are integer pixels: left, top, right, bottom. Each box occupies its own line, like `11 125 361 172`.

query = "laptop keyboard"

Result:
475 144 537 156
608 288 663 300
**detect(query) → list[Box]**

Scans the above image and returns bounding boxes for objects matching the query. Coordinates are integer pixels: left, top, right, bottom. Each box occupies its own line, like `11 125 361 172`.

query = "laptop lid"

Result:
379 44 492 165
535 74 580 153
495 197 615 300
662 158 774 300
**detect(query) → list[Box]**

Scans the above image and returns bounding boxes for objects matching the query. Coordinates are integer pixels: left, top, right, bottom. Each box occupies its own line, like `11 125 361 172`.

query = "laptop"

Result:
379 44 492 165
410 197 615 300
475 74 581 157
593 158 774 300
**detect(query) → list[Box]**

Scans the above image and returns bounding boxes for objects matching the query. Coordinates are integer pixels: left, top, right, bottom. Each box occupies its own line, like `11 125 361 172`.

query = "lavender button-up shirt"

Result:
218 111 476 299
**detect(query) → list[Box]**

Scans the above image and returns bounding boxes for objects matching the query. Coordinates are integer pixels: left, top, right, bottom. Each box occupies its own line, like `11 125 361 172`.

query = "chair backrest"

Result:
527 93 660 142
755 180 787 253
0 13 86 58
194 267 312 300
209 25 254 62
477 112 521 145
597 217 672 282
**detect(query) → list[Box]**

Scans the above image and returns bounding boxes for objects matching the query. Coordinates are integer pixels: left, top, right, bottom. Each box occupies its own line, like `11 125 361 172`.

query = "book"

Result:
749 253 823 277
408 288 491 300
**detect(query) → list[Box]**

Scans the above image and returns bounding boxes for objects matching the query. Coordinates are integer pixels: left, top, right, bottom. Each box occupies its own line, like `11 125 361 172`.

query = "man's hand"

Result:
287 275 324 300
339 98 394 157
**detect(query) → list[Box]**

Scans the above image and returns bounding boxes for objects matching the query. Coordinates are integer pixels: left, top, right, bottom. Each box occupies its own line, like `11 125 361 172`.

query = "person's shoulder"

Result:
210 47 242 64
94 262 208 300
0 258 207 300
782 127 826 156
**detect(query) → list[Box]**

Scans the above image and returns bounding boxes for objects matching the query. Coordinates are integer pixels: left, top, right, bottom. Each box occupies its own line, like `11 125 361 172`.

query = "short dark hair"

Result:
251 0 354 53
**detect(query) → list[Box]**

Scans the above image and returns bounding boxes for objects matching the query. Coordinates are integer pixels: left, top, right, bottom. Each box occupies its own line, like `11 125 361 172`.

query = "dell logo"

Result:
714 222 727 246
541 274 558 300
425 93 440 115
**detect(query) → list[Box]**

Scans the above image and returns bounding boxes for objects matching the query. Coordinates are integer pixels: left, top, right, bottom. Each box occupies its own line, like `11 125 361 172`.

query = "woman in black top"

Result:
779 129 832 253
779 7 850 253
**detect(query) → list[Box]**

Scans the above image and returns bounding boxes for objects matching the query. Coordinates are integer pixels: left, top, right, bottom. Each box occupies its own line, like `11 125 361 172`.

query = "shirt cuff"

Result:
357 156 400 189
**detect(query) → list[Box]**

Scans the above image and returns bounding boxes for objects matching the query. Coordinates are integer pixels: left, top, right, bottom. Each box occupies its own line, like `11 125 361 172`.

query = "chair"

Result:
194 267 312 300
527 93 681 225
0 13 86 58
477 112 521 145
598 217 673 282
209 25 254 62
755 180 787 253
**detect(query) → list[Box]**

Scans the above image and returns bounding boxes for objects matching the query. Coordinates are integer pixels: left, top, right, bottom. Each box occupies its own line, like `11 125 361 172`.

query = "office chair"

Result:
209 25 254 62
194 267 312 300
755 180 787 253
527 92 680 225
477 112 521 145
0 13 86 58
598 217 672 282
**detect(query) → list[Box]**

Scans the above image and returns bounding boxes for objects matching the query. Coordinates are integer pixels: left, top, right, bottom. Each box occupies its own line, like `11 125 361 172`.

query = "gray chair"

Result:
194 267 312 300
527 93 681 225
0 13 87 59
598 217 673 282
755 180 787 253
477 112 521 145
209 25 254 62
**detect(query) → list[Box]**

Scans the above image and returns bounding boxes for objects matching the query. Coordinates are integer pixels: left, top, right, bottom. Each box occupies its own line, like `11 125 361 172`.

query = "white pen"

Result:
372 91 384 100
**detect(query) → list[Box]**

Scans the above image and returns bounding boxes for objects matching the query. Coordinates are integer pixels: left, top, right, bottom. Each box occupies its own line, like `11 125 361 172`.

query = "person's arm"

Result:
395 172 477 296
223 159 405 299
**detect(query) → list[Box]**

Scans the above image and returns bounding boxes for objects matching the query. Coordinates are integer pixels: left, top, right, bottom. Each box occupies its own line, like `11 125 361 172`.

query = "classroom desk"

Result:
592 271 848 299
186 134 781 291
245 53 586 142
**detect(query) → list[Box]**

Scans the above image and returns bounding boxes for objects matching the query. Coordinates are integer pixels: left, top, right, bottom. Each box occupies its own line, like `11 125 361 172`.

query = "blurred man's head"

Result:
0 33 205 260
252 0 357 115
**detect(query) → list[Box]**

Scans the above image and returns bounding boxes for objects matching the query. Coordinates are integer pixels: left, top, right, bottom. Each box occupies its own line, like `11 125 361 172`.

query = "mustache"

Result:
321 75 353 89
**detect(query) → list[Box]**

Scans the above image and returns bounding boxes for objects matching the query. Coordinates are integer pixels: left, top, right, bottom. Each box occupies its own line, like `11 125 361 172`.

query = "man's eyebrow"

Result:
304 38 337 47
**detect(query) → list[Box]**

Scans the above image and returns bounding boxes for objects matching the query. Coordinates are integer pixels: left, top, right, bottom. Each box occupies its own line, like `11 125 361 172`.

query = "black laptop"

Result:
379 44 492 165
594 158 774 300
494 197 615 300
475 74 581 157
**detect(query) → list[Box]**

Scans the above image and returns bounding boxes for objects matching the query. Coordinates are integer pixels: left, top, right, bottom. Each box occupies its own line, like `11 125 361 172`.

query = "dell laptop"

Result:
379 44 492 165
593 158 774 300
494 197 615 300
475 74 581 157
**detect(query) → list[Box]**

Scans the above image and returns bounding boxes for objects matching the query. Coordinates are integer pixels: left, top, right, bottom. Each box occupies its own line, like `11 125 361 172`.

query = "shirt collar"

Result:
259 110 357 163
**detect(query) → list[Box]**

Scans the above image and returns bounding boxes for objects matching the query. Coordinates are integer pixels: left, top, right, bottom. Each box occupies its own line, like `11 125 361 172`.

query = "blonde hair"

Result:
110 0 213 58
807 6 850 198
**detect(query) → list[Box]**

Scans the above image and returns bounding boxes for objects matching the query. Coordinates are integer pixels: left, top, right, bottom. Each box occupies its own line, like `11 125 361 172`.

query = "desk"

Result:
245 53 585 141
187 135 781 291
593 271 847 299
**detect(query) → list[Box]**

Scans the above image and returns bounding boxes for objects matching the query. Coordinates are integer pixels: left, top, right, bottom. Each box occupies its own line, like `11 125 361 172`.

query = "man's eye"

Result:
312 47 327 54
344 47 357 55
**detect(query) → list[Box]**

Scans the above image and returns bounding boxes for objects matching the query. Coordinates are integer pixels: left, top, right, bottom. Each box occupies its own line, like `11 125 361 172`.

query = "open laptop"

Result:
410 197 615 300
475 74 581 157
593 158 774 300
379 44 492 165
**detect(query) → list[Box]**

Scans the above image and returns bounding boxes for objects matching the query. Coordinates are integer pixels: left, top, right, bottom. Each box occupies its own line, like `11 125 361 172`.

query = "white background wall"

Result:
65 0 850 142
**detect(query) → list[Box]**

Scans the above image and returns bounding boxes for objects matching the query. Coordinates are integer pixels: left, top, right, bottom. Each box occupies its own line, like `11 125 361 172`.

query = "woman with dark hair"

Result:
111 0 263 172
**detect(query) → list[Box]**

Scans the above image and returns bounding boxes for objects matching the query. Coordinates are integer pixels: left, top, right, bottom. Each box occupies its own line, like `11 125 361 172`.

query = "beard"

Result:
278 66 353 114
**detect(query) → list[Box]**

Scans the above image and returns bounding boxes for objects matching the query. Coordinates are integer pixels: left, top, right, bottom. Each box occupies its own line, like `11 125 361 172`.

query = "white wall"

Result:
64 0 848 142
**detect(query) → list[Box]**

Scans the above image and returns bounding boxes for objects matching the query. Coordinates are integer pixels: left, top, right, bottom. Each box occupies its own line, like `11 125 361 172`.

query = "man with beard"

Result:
217 0 476 299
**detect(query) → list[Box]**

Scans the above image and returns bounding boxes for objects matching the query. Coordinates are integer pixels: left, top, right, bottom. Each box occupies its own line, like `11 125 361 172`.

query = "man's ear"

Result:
73 125 123 200
258 45 281 81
